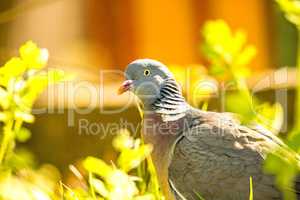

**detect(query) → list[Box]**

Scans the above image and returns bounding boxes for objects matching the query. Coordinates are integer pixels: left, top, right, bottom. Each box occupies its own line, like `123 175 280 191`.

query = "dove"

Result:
118 59 296 200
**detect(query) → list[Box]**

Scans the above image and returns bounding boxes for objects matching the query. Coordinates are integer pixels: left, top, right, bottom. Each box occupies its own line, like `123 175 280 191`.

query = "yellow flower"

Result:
19 41 48 69
0 57 27 86
107 170 139 200
14 110 35 123
83 156 113 179
112 129 134 151
0 57 26 76
117 144 153 172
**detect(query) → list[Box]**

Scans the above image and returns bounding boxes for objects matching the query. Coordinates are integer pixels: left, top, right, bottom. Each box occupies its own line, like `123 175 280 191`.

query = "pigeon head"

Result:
119 59 188 121
118 59 175 106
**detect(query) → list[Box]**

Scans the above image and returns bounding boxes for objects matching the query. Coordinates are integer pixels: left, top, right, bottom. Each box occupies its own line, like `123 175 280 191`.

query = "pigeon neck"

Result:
148 78 189 121
142 112 186 200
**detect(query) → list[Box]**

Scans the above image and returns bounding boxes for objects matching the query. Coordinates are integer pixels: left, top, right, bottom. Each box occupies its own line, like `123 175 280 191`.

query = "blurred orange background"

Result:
0 0 296 73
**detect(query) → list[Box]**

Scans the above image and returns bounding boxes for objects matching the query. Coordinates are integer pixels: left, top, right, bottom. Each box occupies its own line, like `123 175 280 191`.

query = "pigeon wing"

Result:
169 111 282 200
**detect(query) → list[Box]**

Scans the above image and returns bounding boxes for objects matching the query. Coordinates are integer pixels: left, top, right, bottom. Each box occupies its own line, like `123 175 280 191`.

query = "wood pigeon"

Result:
118 59 297 200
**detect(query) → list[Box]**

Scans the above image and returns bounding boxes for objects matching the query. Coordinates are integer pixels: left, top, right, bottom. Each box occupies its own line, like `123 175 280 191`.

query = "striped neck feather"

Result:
151 78 189 121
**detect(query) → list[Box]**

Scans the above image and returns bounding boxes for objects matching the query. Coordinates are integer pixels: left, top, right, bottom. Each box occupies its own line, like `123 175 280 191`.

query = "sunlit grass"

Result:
249 177 253 200
61 130 163 200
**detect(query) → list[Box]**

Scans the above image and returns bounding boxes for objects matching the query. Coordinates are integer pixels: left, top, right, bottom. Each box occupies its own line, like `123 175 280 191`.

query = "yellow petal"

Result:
19 41 48 69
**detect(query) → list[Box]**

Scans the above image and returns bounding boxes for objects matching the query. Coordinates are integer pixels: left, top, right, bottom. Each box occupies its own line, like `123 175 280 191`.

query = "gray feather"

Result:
152 78 188 121
168 109 284 200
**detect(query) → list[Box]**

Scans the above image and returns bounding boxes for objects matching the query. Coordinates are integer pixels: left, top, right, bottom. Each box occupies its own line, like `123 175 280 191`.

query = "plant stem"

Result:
0 120 14 164
0 118 23 165
135 99 164 199
229 64 252 105
13 119 23 135
249 177 253 200
294 29 300 131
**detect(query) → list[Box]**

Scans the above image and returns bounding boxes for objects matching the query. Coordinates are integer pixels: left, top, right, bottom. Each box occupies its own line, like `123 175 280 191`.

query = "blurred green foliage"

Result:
202 19 284 133
276 0 300 27
0 41 71 200
61 129 163 200
0 41 72 165
0 41 164 200
202 19 256 79
266 1 300 200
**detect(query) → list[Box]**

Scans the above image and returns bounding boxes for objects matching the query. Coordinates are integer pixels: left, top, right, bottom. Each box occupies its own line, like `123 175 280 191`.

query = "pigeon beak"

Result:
118 80 133 95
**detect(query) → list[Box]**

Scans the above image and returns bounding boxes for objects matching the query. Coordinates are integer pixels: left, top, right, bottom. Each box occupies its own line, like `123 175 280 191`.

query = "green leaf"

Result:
14 110 34 123
194 191 205 200
231 31 247 55
19 69 74 109
15 127 31 142
133 194 155 200
276 0 300 27
5 149 36 171
0 57 26 87
112 129 134 151
90 177 109 198
0 112 10 122
235 45 256 67
202 20 234 62
83 156 113 178
117 144 153 172
106 170 139 199
233 67 251 78
201 19 256 81
225 92 257 122
0 57 27 77
0 88 10 109
276 0 300 15
20 74 48 108
19 41 48 69
254 102 284 134
209 64 227 76
47 69 75 84
264 153 298 200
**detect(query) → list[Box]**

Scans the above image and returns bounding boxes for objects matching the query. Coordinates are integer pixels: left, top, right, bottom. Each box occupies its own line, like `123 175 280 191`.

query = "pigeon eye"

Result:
144 69 151 76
